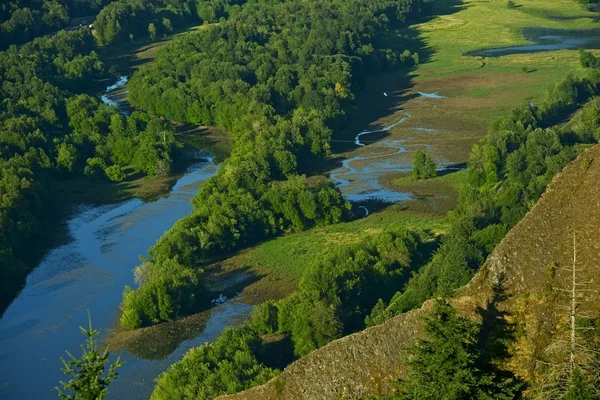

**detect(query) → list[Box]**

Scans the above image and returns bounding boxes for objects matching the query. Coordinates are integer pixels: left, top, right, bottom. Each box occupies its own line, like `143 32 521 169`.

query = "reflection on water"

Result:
0 158 229 400
468 28 600 57
330 112 414 203
109 301 251 399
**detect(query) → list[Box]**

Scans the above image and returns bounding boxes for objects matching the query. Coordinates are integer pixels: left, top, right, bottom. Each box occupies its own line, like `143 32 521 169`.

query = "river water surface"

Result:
3 25 599 397
468 28 600 57
0 78 252 400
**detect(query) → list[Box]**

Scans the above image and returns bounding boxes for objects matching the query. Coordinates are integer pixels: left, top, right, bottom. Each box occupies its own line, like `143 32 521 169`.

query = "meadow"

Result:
221 0 600 301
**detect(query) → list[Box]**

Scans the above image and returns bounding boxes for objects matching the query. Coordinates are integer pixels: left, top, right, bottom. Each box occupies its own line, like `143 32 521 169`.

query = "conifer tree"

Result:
564 367 597 400
396 299 518 399
56 312 123 400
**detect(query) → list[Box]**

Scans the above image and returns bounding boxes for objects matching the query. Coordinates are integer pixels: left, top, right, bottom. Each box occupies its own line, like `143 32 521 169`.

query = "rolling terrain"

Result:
217 133 600 400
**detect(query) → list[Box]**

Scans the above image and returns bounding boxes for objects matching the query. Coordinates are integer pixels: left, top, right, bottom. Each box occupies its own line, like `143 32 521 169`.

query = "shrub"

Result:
412 150 437 179
104 165 126 182
84 157 106 178
251 302 279 334
579 49 599 69
120 260 208 329
151 326 278 399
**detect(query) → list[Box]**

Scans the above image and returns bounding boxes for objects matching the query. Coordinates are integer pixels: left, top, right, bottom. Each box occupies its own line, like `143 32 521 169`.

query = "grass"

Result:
328 0 599 216
231 207 448 283
233 0 598 296
96 22 212 76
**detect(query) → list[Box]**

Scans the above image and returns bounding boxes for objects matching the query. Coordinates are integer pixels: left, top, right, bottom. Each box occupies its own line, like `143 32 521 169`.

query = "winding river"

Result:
0 78 251 400
3 23 598 397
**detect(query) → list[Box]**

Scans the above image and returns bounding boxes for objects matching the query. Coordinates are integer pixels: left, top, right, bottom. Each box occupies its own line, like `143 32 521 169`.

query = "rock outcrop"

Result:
219 144 600 400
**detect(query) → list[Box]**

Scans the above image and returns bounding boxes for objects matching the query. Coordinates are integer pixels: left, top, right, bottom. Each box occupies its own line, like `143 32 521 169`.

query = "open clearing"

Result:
329 0 598 215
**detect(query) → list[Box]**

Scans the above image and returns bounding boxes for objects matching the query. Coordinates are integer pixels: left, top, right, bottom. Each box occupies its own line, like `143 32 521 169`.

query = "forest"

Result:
3 0 600 399
0 26 180 305
119 0 434 328
146 51 600 400
0 0 111 48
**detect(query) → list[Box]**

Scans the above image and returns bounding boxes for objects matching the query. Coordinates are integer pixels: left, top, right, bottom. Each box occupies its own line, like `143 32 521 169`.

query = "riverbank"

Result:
326 0 598 215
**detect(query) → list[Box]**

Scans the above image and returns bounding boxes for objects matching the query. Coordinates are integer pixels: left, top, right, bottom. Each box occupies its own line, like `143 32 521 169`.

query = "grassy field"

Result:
328 0 599 217
202 206 450 305
227 0 599 300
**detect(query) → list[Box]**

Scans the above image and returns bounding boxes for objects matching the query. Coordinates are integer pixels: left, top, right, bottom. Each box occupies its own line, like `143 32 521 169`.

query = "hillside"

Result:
217 143 600 399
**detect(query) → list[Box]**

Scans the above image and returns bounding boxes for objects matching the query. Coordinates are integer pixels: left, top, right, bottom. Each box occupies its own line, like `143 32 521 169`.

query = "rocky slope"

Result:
218 144 600 399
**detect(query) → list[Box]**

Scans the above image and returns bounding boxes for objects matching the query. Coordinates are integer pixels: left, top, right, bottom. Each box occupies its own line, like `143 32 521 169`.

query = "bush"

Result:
104 165 126 182
579 49 599 69
251 302 279 334
84 157 106 178
151 326 278 400
412 150 437 179
507 0 517 8
120 260 208 329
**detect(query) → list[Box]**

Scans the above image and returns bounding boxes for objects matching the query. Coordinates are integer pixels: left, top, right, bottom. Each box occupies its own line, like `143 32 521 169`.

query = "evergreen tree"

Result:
564 368 598 400
56 312 123 400
396 299 517 400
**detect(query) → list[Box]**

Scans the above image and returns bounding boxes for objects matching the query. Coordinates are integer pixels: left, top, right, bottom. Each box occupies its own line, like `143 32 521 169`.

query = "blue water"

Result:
0 78 252 400
469 28 600 57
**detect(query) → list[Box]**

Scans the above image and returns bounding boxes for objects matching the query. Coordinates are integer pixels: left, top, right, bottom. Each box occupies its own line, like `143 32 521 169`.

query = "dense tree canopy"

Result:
0 28 180 296
120 0 434 329
367 71 600 326
151 326 278 400
0 0 111 48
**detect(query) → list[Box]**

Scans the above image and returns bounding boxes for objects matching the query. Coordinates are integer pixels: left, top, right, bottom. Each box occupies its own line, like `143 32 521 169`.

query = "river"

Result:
0 78 251 400
4 22 593 396
468 27 600 57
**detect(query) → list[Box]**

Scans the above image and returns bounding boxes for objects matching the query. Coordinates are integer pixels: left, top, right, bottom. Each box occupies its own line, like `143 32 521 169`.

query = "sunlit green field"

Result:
234 0 600 292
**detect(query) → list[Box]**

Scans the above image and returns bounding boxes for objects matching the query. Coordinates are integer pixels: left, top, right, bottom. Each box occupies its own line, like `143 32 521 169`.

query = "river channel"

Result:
468 27 600 57
2 24 599 397
0 78 251 400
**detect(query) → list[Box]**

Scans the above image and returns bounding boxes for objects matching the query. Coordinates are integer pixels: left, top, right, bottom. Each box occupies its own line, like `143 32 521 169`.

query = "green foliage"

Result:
93 0 203 45
56 312 123 400
151 326 278 400
148 23 157 40
412 150 437 179
120 259 207 329
250 301 279 334
0 0 110 49
506 0 517 9
104 165 125 182
564 367 598 400
271 228 421 356
123 0 434 328
372 73 600 324
84 157 106 178
394 300 519 400
579 49 599 69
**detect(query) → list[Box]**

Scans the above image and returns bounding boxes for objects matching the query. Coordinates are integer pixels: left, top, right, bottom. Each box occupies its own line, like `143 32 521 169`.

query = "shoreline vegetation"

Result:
0 2 226 315
110 0 600 399
3 0 600 398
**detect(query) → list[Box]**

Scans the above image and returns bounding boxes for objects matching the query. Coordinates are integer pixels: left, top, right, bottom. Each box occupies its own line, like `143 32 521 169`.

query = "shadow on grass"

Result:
315 0 467 215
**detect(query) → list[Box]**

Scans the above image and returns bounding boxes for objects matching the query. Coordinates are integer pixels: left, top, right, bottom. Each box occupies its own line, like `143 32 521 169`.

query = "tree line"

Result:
0 0 111 49
94 0 248 46
366 56 600 328
0 28 180 305
119 0 434 329
150 227 424 398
